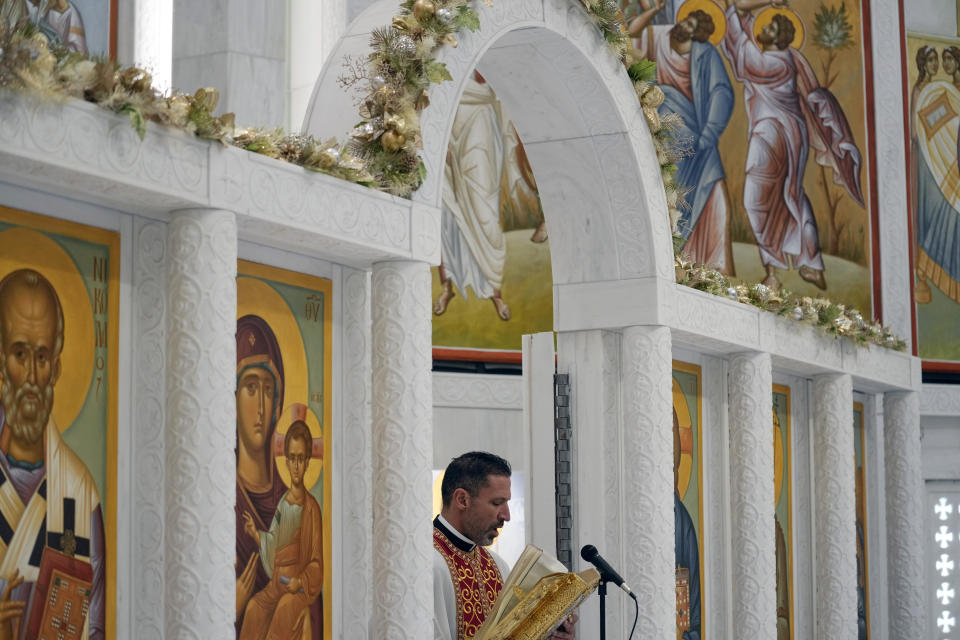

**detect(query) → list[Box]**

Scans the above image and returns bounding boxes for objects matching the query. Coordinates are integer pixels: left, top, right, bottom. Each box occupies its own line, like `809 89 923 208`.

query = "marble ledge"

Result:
432 372 524 411
554 278 919 392
0 91 442 268
920 384 960 416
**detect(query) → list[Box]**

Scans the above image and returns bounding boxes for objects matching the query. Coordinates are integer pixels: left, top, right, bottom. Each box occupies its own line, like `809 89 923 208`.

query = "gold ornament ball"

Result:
413 0 437 20
381 130 407 152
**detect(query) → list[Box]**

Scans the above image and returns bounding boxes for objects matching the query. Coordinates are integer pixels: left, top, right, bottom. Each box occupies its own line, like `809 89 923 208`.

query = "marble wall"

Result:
172 0 288 127
904 0 958 36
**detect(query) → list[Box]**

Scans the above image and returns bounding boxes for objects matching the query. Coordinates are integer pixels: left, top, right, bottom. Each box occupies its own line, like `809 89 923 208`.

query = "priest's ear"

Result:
451 487 472 511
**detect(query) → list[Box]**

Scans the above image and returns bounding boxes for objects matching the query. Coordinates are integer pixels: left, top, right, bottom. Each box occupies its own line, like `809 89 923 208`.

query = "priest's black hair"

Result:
441 451 512 507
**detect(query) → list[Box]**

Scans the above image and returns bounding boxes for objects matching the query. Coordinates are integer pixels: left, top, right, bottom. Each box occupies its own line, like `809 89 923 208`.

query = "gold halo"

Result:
275 405 324 491
773 408 784 504
754 7 805 50
677 0 727 46
672 378 694 500
0 228 93 433
236 277 308 469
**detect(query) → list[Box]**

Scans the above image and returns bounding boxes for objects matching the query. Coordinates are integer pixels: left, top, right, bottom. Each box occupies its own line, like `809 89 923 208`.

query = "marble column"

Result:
620 325 674 638
812 374 856 639
341 268 373 636
172 0 287 126
884 391 926 638
165 209 237 638
370 260 433 638
728 352 775 638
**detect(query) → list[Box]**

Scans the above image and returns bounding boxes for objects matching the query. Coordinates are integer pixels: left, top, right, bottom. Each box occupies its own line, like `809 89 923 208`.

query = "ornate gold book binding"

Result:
471 567 599 640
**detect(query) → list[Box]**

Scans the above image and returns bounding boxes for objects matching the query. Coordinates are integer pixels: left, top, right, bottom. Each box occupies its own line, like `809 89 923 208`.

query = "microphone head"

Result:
580 544 598 561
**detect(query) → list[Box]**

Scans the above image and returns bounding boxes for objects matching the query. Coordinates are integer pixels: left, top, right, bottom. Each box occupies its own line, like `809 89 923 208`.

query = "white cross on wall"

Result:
939 582 955 605
940 554 955 577
938 526 955 549
938 610 956 632
938 497 955 521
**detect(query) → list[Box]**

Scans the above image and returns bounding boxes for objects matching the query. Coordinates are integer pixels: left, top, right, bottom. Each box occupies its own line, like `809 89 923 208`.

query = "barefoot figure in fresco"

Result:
629 0 737 274
721 0 864 291
434 72 536 322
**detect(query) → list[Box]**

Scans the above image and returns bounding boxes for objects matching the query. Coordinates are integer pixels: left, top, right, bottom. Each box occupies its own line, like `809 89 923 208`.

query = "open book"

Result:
470 545 600 640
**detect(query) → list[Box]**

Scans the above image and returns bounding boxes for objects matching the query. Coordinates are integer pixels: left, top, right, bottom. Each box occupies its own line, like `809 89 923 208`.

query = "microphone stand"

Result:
598 578 607 640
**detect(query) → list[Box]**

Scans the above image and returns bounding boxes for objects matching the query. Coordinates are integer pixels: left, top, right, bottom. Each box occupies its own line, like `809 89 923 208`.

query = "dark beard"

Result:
757 31 775 46
670 24 692 44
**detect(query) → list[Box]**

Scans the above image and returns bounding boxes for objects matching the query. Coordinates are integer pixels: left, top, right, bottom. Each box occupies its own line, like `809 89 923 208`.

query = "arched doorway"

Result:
304 2 676 637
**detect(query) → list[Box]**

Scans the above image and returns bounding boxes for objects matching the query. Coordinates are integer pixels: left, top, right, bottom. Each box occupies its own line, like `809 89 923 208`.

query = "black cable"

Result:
627 593 639 640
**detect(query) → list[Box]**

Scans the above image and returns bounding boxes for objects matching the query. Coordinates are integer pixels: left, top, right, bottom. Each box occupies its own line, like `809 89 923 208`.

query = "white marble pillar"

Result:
370 260 433 638
620 325 674 638
884 391 926 638
165 209 237 638
340 267 373 636
133 219 168 640
118 0 173 90
727 352 775 638
812 374 856 639
173 0 287 127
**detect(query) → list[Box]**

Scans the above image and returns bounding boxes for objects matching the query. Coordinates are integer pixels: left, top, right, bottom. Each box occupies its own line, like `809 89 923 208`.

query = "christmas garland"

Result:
674 250 907 351
0 2 906 351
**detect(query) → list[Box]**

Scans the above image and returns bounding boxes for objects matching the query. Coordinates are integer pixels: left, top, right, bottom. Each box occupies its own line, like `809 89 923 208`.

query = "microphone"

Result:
580 544 636 598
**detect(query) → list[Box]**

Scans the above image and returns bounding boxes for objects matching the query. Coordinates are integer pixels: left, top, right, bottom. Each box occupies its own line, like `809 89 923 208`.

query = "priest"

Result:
433 451 576 640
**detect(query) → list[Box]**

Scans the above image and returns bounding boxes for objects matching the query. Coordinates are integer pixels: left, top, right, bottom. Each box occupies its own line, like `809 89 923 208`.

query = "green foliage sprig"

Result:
674 245 907 351
579 0 630 59
813 2 854 51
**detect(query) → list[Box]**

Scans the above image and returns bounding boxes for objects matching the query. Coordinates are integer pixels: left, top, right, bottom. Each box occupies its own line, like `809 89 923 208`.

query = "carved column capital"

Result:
884 391 925 637
727 352 776 638
812 373 856 639
370 260 433 638
620 325 674 637
164 208 237 638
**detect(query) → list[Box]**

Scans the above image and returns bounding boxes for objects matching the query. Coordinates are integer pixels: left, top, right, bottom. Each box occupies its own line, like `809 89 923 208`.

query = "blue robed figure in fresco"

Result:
670 408 700 639
909 45 960 309
630 0 736 273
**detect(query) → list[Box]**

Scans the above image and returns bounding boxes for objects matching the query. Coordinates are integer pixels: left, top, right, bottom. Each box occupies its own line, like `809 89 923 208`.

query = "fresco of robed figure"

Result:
625 0 871 309
0 0 115 57
0 207 119 640
432 0 876 357
235 261 332 640
672 363 702 640
905 32 960 363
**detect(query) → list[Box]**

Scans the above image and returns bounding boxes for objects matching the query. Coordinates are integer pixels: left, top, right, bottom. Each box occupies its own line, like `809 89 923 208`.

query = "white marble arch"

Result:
303 1 927 637
304 0 676 295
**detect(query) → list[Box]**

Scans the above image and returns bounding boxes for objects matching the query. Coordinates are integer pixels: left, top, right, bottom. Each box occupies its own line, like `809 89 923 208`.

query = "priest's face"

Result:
462 474 511 547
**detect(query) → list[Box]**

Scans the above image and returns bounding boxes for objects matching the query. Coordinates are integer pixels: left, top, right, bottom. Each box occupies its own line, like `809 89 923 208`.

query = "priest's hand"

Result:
0 570 25 640
548 614 578 639
236 552 259 618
